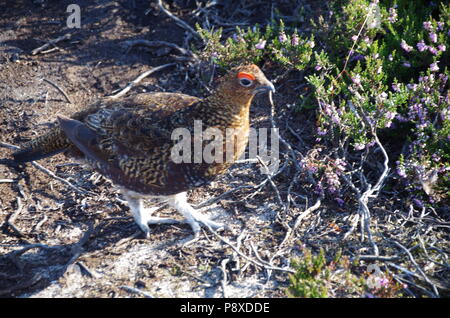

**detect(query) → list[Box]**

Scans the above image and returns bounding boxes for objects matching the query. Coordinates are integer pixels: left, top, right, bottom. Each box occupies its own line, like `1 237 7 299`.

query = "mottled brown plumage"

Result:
13 64 275 238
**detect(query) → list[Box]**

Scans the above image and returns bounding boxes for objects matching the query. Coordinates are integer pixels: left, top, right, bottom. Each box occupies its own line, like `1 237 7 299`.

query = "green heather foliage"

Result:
197 0 449 206
197 0 448 297
286 247 404 298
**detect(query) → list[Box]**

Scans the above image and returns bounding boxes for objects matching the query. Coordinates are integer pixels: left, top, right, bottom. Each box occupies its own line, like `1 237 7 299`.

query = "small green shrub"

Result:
287 247 366 298
197 0 449 206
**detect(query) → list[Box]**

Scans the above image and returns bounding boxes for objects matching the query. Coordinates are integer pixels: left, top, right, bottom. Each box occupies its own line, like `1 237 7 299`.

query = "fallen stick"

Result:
107 63 176 99
157 0 202 41
124 39 196 59
42 78 73 104
0 141 95 196
7 197 26 237
31 33 72 55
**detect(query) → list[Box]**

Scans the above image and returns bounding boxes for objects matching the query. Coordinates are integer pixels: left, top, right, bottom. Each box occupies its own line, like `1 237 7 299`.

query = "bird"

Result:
13 64 275 238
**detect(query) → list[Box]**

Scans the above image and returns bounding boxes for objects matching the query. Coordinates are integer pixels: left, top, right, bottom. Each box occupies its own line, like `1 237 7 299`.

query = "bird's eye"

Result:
239 78 253 87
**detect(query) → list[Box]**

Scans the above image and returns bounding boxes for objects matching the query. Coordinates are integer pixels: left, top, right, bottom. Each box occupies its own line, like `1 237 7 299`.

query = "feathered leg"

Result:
122 192 181 238
167 192 226 237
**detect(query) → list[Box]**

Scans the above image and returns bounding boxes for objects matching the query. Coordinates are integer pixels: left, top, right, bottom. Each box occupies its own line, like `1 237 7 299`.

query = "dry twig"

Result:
157 0 202 41
42 78 73 104
7 197 26 238
207 227 295 274
0 141 94 195
220 258 230 298
31 32 72 55
124 39 197 60
120 285 154 298
108 63 176 99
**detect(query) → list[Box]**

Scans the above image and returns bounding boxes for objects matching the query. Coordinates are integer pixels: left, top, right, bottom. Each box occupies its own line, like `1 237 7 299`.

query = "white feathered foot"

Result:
123 191 226 238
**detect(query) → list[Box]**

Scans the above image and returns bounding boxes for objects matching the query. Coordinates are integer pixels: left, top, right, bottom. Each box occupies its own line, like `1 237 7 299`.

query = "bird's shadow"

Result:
0 214 198 297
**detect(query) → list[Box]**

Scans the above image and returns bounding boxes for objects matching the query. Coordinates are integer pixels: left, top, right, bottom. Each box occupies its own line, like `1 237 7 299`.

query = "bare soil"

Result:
0 0 293 298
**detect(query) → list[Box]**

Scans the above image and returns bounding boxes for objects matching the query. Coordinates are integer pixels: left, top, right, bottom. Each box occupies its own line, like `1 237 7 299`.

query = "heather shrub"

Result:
197 0 449 208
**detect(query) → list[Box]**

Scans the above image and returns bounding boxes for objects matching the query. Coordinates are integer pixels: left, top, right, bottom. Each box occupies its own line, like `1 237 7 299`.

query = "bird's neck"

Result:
198 91 253 129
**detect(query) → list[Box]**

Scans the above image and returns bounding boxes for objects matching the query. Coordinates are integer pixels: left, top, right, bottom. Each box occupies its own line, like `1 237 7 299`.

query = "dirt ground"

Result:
0 0 298 298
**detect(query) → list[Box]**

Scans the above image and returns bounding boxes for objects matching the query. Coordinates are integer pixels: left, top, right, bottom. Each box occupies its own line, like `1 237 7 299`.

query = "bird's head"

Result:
212 64 275 107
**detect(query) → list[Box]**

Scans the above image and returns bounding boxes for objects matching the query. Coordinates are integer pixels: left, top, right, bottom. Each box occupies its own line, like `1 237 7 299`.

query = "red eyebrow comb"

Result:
237 72 255 81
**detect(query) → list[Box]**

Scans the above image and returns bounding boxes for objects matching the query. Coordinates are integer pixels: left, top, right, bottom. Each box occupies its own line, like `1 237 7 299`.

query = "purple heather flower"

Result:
291 33 299 46
429 32 438 43
325 171 340 189
255 39 266 50
398 169 408 178
438 44 446 52
431 154 441 162
314 183 324 195
388 8 398 23
350 54 365 62
407 83 418 91
416 40 427 52
428 46 438 55
317 127 327 136
423 21 433 31
430 61 439 72
437 22 444 31
334 158 347 172
413 198 424 208
379 278 390 287
306 165 318 174
335 197 345 206
385 111 396 120
392 83 400 91
397 168 407 178
402 61 411 68
278 32 287 43
351 35 358 42
401 39 413 52
315 65 322 71
367 140 376 148
395 114 408 122
352 74 361 86
354 142 365 151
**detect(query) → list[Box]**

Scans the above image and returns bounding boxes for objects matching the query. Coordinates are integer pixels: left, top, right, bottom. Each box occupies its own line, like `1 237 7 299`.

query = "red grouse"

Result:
13 64 275 238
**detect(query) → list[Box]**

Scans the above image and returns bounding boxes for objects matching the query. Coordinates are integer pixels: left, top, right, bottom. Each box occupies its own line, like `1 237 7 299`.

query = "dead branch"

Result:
7 197 26 238
107 63 176 99
220 258 230 298
31 32 72 55
193 185 254 209
42 78 73 104
120 285 154 298
123 39 198 60
157 0 202 41
207 227 295 274
391 240 440 297
0 141 94 195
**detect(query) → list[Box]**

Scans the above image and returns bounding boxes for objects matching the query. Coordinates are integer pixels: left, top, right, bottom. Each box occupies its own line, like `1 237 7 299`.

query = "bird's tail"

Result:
13 128 71 163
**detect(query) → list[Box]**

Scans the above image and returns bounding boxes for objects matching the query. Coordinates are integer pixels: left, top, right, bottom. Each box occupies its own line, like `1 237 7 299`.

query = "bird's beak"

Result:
255 81 276 94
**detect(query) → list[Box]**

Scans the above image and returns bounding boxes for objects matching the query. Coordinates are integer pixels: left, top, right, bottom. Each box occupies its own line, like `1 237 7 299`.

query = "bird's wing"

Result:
58 92 200 193
13 92 199 163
